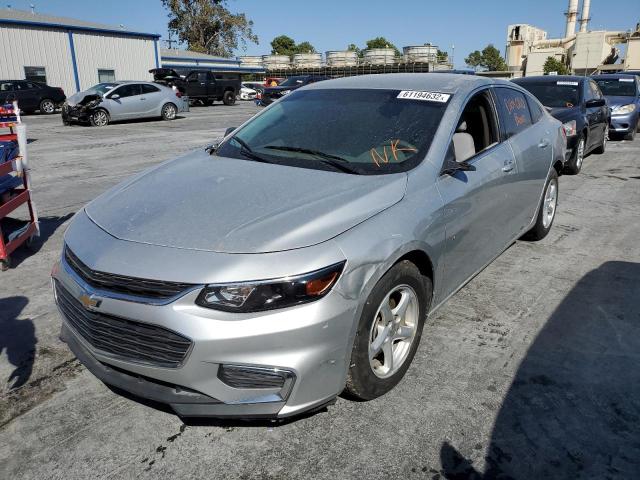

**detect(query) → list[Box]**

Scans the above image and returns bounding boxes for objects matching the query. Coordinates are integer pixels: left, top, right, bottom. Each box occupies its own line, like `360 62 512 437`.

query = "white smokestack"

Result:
579 0 591 33
565 0 579 38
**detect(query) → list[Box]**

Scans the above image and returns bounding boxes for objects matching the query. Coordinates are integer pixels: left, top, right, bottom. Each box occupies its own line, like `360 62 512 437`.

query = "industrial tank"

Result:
325 50 359 67
292 53 322 68
403 44 439 63
261 55 291 69
362 48 397 65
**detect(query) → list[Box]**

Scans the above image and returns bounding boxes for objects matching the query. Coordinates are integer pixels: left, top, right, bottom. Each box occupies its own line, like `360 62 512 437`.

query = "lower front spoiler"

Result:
61 324 285 418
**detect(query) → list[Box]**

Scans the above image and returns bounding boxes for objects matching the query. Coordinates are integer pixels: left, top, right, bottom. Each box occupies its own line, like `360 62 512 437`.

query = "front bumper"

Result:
61 105 91 123
609 111 638 134
52 225 355 418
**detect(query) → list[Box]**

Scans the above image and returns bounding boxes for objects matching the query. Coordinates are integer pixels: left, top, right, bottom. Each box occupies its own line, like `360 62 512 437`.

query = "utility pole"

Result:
451 44 455 68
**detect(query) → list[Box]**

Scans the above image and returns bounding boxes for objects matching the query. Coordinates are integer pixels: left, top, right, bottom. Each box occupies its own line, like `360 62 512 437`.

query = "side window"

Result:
198 72 208 83
24 66 47 83
141 84 160 94
584 81 595 101
112 84 140 98
526 94 544 123
589 81 603 99
0 82 14 91
450 90 500 163
98 69 116 83
494 87 533 138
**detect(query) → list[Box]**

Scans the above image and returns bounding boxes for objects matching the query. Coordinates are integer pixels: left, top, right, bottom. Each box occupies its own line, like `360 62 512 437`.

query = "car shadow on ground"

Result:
0 296 36 389
440 261 640 479
7 213 73 269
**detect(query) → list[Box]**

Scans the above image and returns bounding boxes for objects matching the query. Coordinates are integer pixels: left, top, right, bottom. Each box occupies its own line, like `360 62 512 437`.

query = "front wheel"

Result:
345 260 430 400
222 90 236 106
161 103 177 120
523 169 558 241
39 99 56 114
89 109 109 127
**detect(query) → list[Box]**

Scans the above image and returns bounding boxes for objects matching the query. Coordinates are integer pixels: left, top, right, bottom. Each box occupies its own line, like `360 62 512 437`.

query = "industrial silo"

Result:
292 53 323 68
362 48 397 65
402 44 439 63
325 50 359 67
261 55 291 70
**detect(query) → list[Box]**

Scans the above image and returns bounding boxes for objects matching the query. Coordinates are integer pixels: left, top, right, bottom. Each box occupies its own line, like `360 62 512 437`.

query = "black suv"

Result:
150 68 240 106
260 75 329 106
513 75 609 174
0 80 66 114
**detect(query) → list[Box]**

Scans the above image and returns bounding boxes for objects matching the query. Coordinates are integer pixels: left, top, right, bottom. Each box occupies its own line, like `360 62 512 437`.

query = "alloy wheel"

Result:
164 104 177 119
93 111 108 126
41 100 55 113
542 178 558 229
368 284 419 379
576 138 585 170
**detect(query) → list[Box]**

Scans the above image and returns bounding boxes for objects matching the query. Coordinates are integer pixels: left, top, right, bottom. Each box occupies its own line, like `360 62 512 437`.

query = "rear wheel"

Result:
523 169 558 241
89 109 109 127
222 90 236 106
39 98 56 114
345 260 430 400
565 135 585 174
161 103 177 120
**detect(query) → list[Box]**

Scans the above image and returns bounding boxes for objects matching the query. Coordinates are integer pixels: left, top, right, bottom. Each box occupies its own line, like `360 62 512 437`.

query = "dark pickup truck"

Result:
150 68 240 106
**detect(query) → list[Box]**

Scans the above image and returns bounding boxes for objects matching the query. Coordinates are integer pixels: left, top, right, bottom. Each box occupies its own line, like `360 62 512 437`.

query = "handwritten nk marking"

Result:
370 140 418 167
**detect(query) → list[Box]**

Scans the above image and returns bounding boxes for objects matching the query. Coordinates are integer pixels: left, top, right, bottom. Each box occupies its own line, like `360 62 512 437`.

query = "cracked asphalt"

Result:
1 102 639 479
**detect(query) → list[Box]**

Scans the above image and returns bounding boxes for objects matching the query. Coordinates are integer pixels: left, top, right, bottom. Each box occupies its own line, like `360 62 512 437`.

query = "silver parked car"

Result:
61 80 188 126
52 74 566 418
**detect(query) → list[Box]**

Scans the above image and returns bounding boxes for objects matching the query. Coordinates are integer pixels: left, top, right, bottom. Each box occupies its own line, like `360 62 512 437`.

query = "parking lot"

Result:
1 103 639 479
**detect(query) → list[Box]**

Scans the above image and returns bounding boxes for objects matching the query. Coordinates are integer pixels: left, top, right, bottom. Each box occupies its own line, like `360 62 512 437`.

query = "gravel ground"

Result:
0 103 639 479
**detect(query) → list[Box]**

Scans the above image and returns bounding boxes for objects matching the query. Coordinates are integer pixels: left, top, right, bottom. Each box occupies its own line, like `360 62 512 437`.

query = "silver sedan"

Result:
62 80 189 126
52 74 566 418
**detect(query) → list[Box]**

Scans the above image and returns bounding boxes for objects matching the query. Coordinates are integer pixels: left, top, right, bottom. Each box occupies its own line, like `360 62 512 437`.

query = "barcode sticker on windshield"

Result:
619 78 634 82
557 81 579 86
397 91 451 102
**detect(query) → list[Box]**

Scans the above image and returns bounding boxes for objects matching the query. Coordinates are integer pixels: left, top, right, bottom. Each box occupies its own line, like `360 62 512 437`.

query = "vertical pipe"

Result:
579 0 591 33
67 30 81 92
565 0 579 38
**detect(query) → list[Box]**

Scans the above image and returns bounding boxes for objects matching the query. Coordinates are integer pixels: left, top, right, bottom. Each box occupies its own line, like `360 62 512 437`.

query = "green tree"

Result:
436 49 449 63
365 36 400 56
296 41 316 54
270 35 297 56
347 43 363 58
543 56 570 75
162 0 258 57
464 44 507 71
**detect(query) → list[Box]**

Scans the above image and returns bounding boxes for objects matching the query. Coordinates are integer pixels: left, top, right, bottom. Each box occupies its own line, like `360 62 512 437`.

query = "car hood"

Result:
66 91 102 107
85 150 407 254
604 95 635 108
548 106 580 123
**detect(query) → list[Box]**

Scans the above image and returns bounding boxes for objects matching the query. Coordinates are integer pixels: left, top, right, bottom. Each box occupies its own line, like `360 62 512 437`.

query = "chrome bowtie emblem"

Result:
78 293 102 310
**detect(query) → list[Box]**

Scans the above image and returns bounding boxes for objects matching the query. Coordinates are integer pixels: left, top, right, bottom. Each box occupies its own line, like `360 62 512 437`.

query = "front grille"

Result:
55 281 192 368
64 247 195 300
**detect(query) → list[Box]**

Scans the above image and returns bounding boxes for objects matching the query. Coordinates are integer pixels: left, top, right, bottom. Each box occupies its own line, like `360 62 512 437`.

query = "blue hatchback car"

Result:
592 74 640 140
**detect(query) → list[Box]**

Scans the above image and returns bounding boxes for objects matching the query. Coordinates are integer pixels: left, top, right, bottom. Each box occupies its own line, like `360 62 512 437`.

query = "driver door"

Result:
105 84 143 120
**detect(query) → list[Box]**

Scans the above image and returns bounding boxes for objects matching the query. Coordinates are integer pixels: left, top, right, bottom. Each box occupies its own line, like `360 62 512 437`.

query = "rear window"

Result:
517 81 581 108
594 78 637 97
141 84 160 94
494 87 533 138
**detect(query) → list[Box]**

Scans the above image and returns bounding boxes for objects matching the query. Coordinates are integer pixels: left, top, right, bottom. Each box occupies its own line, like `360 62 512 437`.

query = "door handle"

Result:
538 139 550 148
502 159 514 173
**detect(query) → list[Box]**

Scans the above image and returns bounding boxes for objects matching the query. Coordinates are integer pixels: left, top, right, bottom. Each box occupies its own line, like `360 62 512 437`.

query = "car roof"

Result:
304 73 501 95
513 75 586 84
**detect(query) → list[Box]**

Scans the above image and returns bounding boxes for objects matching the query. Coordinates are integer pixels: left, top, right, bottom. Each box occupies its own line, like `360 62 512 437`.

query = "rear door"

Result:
105 84 143 120
494 87 552 233
14 81 40 110
436 88 518 298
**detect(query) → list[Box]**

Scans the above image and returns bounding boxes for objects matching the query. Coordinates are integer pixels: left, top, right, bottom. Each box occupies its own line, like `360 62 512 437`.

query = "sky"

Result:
7 0 640 67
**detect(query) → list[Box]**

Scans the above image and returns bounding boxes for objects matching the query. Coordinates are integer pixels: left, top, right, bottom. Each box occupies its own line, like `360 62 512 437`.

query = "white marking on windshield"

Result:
397 91 451 102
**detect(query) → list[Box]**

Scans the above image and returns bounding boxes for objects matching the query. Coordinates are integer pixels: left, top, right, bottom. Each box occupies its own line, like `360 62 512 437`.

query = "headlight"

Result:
612 103 636 114
562 120 577 136
279 90 291 96
196 262 345 312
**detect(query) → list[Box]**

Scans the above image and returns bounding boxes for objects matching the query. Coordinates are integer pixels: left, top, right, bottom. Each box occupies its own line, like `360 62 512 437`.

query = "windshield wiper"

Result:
264 145 360 174
230 137 274 164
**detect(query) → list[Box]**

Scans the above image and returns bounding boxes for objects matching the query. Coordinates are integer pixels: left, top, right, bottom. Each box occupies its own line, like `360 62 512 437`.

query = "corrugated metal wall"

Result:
0 24 75 94
0 24 158 95
73 32 157 89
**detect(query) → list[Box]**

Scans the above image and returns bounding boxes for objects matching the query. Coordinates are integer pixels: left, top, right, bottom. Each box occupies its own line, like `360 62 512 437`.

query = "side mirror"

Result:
441 145 476 176
585 98 605 108
110 94 120 100
224 127 236 137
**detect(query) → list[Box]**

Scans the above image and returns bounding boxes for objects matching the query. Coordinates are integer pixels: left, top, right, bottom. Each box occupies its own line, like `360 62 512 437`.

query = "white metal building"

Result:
0 9 161 94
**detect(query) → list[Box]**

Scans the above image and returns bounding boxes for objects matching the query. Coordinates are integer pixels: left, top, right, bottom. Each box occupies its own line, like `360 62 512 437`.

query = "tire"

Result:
345 260 431 400
89 109 109 127
624 126 636 141
523 169 559 241
161 103 177 120
39 98 56 114
222 90 236 106
565 134 585 174
593 126 607 154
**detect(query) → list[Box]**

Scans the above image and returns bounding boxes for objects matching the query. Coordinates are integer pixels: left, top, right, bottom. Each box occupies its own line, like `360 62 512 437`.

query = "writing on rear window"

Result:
397 91 451 103
502 94 528 126
557 81 579 86
619 78 634 82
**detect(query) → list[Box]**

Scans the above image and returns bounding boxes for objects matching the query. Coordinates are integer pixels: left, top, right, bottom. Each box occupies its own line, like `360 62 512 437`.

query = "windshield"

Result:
278 77 307 87
85 83 119 96
518 82 581 108
215 88 448 175
594 78 637 97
